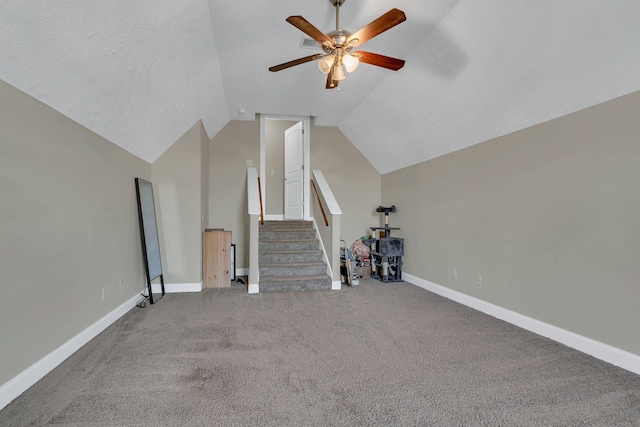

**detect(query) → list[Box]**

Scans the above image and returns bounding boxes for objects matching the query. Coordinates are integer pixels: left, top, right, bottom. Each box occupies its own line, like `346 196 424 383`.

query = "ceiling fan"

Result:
268 0 406 89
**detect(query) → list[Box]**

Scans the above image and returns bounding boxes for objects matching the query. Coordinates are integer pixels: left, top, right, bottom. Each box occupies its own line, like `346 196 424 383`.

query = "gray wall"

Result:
201 122 210 235
382 91 640 355
209 119 261 271
0 80 151 386
310 124 381 245
152 121 207 284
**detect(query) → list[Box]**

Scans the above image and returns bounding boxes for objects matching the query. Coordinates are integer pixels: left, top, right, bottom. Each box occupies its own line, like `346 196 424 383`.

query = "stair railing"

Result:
311 170 342 290
311 180 329 227
257 177 265 225
247 168 260 293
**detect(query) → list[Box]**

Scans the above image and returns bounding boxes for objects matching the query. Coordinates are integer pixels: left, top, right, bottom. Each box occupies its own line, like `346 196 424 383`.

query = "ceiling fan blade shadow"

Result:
347 9 406 47
354 51 405 71
269 54 323 72
286 16 334 47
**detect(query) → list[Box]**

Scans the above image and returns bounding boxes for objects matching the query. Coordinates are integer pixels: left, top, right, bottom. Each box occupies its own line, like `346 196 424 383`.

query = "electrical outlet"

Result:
451 268 457 279
475 275 482 286
119 278 124 290
246 159 253 166
102 286 107 300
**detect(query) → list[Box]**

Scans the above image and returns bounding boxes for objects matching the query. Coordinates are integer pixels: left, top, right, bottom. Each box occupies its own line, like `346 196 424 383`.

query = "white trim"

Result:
151 282 202 293
332 280 342 290
247 168 260 215
312 218 333 279
260 115 311 221
260 117 266 213
248 283 259 294
312 170 342 214
302 118 311 221
264 214 284 221
236 268 249 277
403 273 640 376
0 293 141 411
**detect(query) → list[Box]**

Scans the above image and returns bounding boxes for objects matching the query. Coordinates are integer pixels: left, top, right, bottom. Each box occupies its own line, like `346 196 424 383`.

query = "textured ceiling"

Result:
1 1 639 172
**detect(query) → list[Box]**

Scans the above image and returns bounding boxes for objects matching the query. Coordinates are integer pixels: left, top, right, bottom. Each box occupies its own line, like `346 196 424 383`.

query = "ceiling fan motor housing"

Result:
323 30 353 53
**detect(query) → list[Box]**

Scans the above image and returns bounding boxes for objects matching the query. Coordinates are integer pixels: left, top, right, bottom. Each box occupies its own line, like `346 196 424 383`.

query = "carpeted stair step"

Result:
259 239 319 251
258 220 332 292
258 274 332 292
260 261 327 277
259 229 317 240
260 220 314 230
259 249 324 264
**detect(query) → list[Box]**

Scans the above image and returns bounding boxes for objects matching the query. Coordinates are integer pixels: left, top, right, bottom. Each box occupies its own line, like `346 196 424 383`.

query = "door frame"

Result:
260 114 311 220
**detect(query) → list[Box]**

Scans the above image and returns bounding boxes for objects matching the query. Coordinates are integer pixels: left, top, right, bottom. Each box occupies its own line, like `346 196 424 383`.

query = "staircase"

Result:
259 220 332 291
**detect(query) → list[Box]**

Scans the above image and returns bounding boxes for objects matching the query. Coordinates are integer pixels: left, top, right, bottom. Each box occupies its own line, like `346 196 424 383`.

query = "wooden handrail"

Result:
311 179 329 226
257 177 264 225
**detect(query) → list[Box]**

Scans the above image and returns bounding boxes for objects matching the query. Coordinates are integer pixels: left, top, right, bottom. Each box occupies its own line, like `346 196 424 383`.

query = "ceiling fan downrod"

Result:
331 0 345 31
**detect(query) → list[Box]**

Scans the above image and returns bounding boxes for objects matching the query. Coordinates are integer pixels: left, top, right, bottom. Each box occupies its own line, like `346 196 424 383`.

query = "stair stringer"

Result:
312 218 340 290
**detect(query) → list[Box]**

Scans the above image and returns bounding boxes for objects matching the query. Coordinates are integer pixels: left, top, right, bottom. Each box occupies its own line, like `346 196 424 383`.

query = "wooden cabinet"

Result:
203 230 231 288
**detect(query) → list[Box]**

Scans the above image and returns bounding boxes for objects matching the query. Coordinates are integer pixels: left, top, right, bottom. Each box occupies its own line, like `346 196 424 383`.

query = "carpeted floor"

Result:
1 278 639 426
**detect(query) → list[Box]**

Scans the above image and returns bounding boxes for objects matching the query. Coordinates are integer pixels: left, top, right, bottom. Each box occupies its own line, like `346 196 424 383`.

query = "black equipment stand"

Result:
369 206 404 283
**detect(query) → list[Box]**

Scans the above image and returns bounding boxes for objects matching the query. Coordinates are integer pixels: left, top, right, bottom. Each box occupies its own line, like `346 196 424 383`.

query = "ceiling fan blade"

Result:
269 54 323 72
286 16 334 47
354 51 405 71
347 8 406 47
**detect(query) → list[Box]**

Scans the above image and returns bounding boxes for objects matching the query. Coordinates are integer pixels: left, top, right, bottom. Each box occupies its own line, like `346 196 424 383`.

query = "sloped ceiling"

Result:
1 1 639 173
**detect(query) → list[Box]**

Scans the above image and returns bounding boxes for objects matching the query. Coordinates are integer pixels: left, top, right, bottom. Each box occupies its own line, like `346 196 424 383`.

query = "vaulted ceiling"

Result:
1 1 639 174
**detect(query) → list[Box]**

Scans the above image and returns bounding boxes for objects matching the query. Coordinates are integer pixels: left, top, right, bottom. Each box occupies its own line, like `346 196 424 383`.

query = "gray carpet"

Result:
1 279 639 426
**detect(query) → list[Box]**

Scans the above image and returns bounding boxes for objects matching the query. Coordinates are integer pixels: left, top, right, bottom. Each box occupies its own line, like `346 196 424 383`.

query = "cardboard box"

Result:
355 265 371 277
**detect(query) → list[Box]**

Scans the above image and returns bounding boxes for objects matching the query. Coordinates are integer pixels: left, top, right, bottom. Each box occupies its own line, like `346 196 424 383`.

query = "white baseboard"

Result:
332 281 341 290
403 273 640 376
0 293 141 411
248 283 259 294
151 282 202 293
235 268 249 277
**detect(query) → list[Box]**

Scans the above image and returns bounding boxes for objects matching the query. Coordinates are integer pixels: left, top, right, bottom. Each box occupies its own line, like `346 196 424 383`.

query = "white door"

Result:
284 122 304 220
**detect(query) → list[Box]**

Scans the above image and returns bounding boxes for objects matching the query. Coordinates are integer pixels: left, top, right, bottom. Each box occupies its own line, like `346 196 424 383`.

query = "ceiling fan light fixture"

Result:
343 53 359 73
318 55 335 74
333 63 346 81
